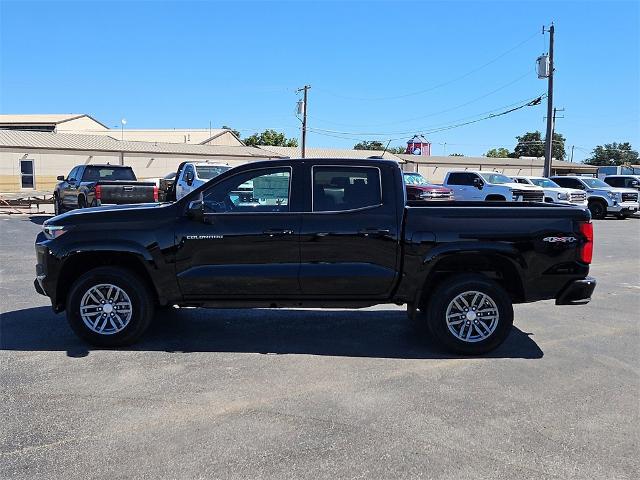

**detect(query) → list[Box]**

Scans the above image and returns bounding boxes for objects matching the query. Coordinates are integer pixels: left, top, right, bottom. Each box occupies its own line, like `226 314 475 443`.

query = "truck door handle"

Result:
359 228 390 236
263 229 294 237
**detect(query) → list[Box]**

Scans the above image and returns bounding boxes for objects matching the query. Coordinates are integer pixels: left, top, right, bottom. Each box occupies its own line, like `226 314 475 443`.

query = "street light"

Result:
120 118 127 141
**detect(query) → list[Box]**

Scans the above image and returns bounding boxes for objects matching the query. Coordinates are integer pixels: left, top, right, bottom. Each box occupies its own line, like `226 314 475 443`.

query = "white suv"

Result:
443 171 544 202
512 176 587 206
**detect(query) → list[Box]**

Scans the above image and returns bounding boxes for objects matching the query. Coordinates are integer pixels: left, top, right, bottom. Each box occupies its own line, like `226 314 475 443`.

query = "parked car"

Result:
35 158 596 355
603 175 640 192
141 172 177 202
443 171 544 202
511 176 587 206
551 176 639 219
53 165 158 215
174 162 232 200
403 171 453 201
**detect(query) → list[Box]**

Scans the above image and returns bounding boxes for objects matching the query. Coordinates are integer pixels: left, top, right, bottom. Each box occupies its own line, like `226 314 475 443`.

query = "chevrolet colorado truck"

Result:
35 159 596 354
54 164 158 215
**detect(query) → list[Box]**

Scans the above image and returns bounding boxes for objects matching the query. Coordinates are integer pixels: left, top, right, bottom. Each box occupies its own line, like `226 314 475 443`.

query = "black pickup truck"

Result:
53 164 158 214
35 159 596 354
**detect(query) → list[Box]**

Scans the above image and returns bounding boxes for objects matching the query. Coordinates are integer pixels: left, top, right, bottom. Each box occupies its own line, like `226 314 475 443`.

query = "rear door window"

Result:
312 166 381 212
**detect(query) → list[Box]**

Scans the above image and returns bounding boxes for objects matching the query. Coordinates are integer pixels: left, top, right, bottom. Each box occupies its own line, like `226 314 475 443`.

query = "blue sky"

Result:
1 0 638 160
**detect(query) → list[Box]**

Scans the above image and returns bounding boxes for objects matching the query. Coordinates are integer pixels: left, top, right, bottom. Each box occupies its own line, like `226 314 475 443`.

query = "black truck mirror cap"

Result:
187 200 204 220
57 175 65 181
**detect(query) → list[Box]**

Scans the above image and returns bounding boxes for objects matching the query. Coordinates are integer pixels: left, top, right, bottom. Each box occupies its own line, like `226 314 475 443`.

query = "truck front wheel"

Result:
588 200 606 220
66 266 154 347
426 274 513 355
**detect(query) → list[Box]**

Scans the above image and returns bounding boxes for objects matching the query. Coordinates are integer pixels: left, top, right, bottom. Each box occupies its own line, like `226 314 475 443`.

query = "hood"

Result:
45 202 172 226
503 182 543 190
608 187 639 194
541 187 583 195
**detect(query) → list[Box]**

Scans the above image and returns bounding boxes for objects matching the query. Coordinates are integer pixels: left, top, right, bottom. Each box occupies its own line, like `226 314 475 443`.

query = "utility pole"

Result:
297 85 310 158
542 23 555 177
570 145 575 162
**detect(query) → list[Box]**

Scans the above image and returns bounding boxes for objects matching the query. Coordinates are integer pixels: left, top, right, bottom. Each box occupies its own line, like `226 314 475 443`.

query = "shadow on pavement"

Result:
0 306 544 360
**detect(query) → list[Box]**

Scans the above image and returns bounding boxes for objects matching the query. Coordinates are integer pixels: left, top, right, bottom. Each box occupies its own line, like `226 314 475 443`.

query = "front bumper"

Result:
555 277 596 305
607 201 639 214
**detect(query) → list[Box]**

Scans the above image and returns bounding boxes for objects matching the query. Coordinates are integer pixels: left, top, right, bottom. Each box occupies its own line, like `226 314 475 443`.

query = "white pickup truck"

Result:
511 176 588 206
443 171 544 202
175 162 232 200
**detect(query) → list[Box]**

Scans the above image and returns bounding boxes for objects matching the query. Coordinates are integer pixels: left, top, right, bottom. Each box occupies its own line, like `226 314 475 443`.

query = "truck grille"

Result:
512 190 544 202
423 191 453 200
622 192 638 202
569 192 587 203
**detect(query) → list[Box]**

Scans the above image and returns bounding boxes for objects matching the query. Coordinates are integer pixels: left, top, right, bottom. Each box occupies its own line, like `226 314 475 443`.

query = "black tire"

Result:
54 194 64 215
588 200 606 220
66 266 154 347
78 195 88 209
615 213 628 220
426 274 514 355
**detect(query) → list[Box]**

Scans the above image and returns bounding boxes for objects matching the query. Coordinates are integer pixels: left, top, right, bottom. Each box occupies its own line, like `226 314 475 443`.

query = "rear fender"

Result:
414 242 525 307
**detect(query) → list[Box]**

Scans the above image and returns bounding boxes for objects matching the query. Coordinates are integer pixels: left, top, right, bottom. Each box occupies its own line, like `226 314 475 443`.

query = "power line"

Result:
308 69 534 129
314 31 539 101
308 93 546 138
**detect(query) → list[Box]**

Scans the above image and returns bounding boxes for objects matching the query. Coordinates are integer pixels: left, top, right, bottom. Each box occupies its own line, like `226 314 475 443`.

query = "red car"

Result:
403 172 453 201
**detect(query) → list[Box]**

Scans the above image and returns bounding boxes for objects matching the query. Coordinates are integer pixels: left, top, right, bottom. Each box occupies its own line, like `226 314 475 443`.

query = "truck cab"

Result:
443 171 544 202
175 162 232 200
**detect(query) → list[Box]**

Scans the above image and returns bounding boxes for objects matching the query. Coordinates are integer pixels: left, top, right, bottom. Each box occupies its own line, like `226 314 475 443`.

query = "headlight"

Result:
43 224 67 240
607 191 617 199
557 192 568 200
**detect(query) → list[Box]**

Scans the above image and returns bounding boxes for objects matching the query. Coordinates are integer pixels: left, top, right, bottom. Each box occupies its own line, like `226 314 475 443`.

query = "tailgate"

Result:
97 181 156 204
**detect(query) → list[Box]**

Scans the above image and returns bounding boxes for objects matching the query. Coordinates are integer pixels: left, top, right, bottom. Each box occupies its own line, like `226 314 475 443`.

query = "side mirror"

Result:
186 200 204 221
473 178 484 190
631 181 639 187
57 175 65 181
185 171 195 186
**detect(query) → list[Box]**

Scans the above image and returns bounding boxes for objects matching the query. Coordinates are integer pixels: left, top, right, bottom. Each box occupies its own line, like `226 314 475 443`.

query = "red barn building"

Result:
405 135 431 156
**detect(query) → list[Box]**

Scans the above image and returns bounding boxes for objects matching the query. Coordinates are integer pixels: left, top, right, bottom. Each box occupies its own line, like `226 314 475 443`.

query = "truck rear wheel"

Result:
426 274 513 355
66 266 154 347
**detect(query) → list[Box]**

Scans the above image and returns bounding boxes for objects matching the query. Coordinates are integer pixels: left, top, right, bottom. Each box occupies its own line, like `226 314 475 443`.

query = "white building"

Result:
0 130 283 193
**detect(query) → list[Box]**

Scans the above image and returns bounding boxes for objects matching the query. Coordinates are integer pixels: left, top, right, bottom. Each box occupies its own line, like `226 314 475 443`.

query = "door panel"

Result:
174 166 302 298
175 213 301 297
299 165 400 297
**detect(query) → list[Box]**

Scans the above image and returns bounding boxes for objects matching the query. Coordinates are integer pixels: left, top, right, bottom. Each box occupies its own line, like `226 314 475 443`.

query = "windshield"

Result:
83 166 136 181
530 178 560 188
403 172 430 185
196 165 231 180
479 173 513 184
582 178 610 188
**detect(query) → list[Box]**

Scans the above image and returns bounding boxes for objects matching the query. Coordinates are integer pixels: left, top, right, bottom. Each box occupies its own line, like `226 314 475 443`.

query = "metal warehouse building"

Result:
0 130 283 193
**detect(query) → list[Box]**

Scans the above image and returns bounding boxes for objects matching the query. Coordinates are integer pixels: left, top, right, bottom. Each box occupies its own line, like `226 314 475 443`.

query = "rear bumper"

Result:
555 277 596 305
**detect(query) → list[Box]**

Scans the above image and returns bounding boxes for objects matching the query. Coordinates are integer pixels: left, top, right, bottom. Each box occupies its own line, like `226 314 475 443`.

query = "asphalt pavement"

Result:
1 214 639 479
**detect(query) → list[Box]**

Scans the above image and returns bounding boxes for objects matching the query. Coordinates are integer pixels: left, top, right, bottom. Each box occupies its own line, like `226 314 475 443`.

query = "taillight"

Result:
95 185 102 200
578 222 593 264
153 185 159 202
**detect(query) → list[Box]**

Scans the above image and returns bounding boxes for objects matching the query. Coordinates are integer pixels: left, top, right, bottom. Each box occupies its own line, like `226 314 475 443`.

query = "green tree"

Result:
387 146 407 154
510 131 566 160
243 129 298 147
485 147 511 158
584 142 639 166
221 125 241 139
354 140 385 150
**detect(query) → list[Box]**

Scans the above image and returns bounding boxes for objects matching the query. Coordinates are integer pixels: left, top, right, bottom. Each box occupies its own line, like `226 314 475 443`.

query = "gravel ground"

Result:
1 214 639 479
